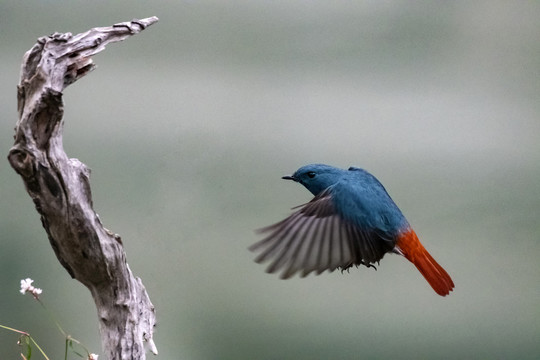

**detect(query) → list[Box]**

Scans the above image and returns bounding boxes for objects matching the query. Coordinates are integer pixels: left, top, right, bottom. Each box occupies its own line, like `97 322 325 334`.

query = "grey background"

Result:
1 1 539 359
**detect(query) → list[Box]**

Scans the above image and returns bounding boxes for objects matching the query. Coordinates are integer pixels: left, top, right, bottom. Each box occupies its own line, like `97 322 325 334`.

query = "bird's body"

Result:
250 164 454 296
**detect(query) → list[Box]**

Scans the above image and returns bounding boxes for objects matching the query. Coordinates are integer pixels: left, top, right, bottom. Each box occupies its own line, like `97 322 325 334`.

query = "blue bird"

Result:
250 164 454 296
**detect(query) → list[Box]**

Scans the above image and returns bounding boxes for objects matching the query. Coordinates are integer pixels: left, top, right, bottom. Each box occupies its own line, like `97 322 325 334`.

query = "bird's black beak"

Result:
282 175 297 181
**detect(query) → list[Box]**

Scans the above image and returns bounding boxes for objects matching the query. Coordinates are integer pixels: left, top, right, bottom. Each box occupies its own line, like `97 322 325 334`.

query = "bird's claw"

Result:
365 262 377 271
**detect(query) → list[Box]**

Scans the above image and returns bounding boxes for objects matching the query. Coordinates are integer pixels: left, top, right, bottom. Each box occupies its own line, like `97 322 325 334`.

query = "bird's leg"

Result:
340 260 377 273
357 259 377 271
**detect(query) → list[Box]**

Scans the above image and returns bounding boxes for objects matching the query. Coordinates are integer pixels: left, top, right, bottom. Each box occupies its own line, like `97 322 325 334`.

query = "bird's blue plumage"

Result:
290 164 409 234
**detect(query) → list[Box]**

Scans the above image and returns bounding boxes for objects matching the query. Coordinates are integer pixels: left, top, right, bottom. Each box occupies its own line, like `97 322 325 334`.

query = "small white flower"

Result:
20 278 43 298
88 354 99 360
20 278 34 294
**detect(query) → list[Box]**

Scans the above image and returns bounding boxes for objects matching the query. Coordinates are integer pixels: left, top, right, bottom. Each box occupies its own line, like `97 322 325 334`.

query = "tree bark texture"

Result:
8 17 159 360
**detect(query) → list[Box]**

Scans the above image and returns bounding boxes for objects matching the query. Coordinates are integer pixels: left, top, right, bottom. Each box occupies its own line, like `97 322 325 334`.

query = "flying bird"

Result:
250 164 454 296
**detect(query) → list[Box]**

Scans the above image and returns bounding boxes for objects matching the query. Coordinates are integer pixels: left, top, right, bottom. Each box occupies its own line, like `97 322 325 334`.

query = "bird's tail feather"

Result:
396 229 454 296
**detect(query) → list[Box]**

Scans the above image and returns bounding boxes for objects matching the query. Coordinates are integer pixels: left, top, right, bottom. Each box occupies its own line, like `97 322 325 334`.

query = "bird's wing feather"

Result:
250 189 394 279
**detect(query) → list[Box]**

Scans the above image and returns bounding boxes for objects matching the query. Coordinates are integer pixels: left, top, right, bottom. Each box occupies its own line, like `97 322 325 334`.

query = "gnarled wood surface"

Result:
8 17 159 360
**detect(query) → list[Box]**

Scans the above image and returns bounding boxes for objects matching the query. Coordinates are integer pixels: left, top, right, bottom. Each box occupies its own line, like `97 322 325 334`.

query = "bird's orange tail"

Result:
396 229 454 296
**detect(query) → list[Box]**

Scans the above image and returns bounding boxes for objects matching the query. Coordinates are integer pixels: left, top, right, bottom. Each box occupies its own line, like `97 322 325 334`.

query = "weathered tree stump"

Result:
8 17 159 360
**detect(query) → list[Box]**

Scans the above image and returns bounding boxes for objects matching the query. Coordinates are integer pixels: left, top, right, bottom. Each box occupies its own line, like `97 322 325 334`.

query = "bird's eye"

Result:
307 172 316 178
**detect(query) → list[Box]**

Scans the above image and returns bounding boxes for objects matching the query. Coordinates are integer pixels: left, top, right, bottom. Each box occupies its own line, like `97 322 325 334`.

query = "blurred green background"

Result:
1 1 539 359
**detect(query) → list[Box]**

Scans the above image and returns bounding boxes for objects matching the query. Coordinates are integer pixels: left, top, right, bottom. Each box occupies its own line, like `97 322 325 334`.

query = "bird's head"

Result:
282 164 344 196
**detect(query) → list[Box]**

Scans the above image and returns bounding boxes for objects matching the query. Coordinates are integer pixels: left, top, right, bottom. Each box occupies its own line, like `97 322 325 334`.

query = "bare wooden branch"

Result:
8 17 159 360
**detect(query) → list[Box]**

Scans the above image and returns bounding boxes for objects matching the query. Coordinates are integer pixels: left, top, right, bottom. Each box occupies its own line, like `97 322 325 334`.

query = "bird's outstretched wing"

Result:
250 189 395 279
